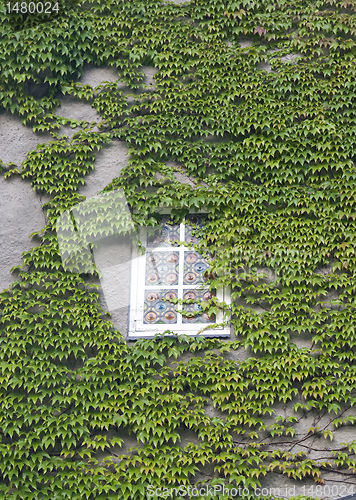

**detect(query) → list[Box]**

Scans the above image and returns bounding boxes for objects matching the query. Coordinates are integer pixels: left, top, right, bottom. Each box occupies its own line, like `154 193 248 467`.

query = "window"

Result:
128 213 230 339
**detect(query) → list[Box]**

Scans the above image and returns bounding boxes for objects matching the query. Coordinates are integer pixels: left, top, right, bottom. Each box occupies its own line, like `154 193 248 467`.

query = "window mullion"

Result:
177 222 185 325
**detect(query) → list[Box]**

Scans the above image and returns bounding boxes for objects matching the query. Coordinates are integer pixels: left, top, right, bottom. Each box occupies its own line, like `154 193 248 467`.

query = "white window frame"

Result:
128 212 231 339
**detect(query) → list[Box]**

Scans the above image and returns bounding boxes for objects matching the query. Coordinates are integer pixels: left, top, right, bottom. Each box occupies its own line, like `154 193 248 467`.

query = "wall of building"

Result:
1 59 354 499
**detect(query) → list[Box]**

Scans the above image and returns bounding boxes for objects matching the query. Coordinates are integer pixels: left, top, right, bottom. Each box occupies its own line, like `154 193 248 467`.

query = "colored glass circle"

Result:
186 253 197 264
165 292 176 300
146 312 157 321
155 301 167 312
186 235 198 244
147 273 158 283
147 292 158 301
184 291 196 300
157 264 168 273
167 253 178 263
161 226 169 237
148 254 159 264
194 262 207 273
186 272 196 282
166 273 177 283
165 311 176 321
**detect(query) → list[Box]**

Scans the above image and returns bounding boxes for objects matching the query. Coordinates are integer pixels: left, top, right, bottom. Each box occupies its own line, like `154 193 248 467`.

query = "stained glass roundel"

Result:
144 289 177 324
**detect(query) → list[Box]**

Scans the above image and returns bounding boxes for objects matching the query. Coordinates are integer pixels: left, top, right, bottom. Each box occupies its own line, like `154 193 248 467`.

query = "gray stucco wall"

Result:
0 65 133 333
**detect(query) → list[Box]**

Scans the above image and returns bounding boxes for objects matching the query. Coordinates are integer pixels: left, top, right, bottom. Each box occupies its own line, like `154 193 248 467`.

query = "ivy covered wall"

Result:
1 0 356 498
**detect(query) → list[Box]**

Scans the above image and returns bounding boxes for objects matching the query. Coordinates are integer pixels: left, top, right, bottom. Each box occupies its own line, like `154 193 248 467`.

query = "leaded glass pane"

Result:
144 289 178 324
182 289 215 324
145 251 179 286
147 215 180 248
183 250 210 285
184 213 209 244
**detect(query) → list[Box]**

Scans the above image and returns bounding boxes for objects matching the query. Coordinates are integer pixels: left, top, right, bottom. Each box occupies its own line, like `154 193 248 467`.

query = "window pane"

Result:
182 289 216 324
183 250 210 285
144 289 178 324
184 213 209 244
147 215 180 248
145 251 179 286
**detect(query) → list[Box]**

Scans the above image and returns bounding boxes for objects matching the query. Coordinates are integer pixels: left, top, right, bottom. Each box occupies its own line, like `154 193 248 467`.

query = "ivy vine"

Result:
1 0 356 498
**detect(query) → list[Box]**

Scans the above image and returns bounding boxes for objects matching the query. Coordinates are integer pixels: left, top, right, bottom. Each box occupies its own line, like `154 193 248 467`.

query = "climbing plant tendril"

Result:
1 0 356 498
